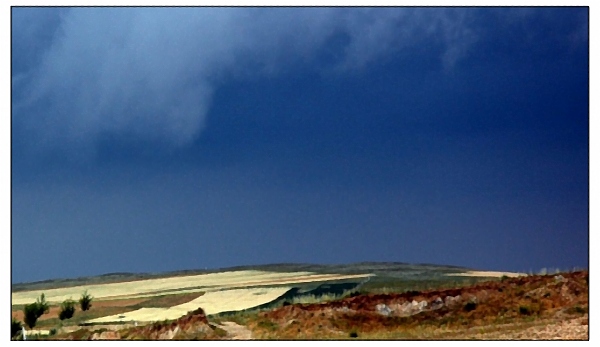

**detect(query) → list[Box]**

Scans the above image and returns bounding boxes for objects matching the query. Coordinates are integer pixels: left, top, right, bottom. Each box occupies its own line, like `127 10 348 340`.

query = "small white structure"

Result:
22 326 26 341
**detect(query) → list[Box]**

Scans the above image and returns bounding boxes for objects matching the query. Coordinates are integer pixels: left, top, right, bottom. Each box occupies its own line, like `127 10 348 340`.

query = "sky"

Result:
9 6 589 284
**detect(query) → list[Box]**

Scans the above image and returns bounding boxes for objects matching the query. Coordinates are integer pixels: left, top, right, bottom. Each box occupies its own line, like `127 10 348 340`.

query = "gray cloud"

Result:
13 8 482 156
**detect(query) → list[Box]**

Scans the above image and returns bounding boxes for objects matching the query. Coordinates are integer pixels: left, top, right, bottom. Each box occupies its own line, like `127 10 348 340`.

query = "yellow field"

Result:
12 270 372 305
445 270 527 278
85 287 293 323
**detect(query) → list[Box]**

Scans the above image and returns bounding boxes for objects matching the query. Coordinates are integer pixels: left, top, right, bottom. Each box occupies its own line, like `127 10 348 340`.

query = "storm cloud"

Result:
12 7 487 158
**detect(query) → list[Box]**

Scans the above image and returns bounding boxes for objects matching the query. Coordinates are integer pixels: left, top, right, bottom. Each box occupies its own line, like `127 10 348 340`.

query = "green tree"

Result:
23 303 40 328
59 298 76 320
22 293 50 328
35 293 50 316
79 290 93 311
11 317 23 339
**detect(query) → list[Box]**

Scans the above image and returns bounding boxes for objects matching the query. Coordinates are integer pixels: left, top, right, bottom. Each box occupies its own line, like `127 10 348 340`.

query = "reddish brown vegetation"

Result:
40 271 589 340
251 271 588 339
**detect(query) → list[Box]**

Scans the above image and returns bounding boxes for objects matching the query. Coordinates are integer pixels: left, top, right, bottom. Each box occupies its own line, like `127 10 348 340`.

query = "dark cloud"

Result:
12 7 494 159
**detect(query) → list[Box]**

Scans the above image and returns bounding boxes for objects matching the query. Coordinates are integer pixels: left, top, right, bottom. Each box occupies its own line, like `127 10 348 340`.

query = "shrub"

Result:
463 302 477 312
79 290 93 311
59 299 76 320
349 331 359 338
11 317 23 339
49 328 57 336
519 306 531 315
349 291 362 298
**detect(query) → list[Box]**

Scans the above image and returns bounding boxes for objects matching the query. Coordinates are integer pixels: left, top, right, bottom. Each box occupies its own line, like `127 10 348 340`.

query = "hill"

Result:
12 261 478 292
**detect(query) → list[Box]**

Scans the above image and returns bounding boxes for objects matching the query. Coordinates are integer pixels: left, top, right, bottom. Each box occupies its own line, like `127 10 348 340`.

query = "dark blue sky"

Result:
10 7 588 283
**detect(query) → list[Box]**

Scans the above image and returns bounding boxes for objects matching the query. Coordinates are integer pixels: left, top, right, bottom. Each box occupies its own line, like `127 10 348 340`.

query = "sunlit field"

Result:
85 287 294 323
12 270 371 305
445 271 527 278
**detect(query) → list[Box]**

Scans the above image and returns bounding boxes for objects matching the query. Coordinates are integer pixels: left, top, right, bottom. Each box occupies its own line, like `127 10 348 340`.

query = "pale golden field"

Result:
12 270 371 304
13 270 372 328
85 287 293 323
445 270 528 278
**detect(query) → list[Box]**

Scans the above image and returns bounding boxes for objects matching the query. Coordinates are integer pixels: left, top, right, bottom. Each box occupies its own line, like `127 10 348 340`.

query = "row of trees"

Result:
54 290 93 322
12 290 94 338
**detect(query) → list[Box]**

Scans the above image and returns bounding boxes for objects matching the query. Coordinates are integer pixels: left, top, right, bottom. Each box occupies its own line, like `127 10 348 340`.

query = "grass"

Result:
359 276 494 295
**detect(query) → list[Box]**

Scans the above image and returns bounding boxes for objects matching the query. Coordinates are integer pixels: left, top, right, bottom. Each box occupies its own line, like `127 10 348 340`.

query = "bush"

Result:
519 305 531 315
463 302 477 312
11 317 23 339
59 299 76 320
349 291 362 298
79 290 93 311
349 331 359 338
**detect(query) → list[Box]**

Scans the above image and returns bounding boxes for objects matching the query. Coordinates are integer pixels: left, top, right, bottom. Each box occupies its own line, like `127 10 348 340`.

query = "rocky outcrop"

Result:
120 307 219 340
90 331 121 340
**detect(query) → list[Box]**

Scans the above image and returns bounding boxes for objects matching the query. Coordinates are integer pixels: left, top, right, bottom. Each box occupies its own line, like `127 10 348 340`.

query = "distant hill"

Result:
11 262 475 293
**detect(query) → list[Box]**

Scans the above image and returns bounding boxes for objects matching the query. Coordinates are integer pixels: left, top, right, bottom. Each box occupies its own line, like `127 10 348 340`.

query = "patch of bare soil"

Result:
217 321 254 340
90 330 121 340
90 298 149 308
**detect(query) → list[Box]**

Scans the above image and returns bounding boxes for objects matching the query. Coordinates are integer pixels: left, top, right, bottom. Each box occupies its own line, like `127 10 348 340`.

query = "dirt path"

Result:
217 321 253 340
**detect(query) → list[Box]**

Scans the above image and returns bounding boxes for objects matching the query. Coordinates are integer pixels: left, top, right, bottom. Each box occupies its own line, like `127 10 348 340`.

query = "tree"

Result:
11 318 22 339
35 293 50 316
23 293 50 329
23 303 40 329
79 290 93 311
59 299 76 320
